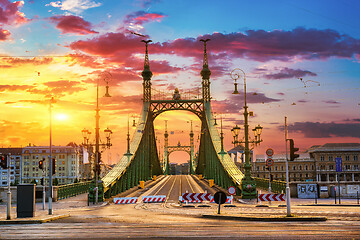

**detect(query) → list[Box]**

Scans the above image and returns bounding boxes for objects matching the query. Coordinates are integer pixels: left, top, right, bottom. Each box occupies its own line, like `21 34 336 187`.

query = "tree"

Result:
53 178 59 186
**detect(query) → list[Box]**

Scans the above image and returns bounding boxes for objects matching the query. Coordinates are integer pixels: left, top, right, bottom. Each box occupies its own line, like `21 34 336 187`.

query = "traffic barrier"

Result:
114 197 138 204
142 195 166 203
181 193 212 203
179 196 202 203
258 193 285 201
210 195 232 204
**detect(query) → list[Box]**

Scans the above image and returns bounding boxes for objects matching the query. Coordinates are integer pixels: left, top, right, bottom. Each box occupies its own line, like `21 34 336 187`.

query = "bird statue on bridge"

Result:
173 88 181 100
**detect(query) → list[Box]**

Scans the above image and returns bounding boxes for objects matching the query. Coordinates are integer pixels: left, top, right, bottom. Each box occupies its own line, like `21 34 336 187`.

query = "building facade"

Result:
228 145 253 172
308 143 360 182
251 143 360 183
252 153 316 182
0 148 22 187
21 145 81 185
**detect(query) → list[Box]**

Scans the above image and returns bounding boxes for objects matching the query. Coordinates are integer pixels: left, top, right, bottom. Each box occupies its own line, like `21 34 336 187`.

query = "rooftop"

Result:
308 143 360 153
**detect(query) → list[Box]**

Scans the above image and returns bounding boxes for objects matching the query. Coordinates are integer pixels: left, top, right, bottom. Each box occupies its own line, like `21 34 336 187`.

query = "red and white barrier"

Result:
210 195 233 204
181 193 211 203
142 195 166 203
114 197 138 204
258 193 285 201
179 196 202 203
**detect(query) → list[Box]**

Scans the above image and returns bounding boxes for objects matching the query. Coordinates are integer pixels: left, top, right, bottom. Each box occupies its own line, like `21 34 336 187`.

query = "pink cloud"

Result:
49 15 98 35
124 11 166 25
69 32 143 56
0 0 29 25
255 67 317 80
68 28 360 78
0 28 10 40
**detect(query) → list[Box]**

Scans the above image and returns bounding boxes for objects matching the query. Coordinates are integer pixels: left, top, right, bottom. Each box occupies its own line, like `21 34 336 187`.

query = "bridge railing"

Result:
254 177 286 193
151 87 202 101
57 181 91 200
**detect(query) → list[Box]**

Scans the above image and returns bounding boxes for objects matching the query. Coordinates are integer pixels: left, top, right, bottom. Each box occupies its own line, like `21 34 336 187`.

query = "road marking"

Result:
188 175 203 193
165 175 177 205
185 175 195 193
179 175 182 197
140 175 170 198
152 175 172 196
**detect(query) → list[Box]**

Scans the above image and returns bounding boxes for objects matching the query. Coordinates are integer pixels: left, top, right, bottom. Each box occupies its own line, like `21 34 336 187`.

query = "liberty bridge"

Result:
91 39 274 202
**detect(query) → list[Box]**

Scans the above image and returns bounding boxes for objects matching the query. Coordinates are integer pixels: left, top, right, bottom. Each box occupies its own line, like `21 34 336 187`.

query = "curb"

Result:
202 214 327 222
299 204 360 207
0 214 70 225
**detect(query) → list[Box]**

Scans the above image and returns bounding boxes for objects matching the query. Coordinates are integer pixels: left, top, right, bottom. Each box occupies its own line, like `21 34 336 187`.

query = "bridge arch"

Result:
99 38 251 202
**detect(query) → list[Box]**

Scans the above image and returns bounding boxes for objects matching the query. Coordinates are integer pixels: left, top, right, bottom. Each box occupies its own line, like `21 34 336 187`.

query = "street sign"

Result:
227 186 236 195
214 191 227 204
335 157 342 172
214 191 227 214
266 148 274 157
266 158 274 167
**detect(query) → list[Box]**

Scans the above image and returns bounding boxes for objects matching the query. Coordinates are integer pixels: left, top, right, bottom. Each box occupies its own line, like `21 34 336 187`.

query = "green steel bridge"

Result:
87 39 285 202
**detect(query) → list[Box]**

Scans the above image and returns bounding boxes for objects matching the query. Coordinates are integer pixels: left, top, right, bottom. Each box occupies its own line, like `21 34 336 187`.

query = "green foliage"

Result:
53 178 59 186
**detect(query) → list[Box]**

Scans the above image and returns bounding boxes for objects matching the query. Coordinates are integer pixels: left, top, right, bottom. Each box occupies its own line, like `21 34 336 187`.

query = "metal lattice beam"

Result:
151 100 203 119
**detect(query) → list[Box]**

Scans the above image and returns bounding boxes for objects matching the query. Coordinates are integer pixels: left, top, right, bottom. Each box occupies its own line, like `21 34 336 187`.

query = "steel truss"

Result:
151 100 203 118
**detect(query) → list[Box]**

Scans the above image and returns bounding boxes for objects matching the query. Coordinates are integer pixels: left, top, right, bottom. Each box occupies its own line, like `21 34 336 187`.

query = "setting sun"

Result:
54 113 69 121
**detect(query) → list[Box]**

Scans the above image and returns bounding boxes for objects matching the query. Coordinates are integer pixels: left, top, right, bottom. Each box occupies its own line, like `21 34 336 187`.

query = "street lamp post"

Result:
48 97 55 215
85 73 112 203
231 68 263 199
6 154 11 220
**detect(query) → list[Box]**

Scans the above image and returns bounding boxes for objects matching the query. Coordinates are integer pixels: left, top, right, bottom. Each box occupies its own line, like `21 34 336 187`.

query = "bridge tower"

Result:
142 40 152 102
189 121 195 174
101 38 248 200
163 122 195 175
164 120 170 175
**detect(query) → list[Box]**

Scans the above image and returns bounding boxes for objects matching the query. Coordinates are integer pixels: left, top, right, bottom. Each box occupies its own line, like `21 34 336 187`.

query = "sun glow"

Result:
54 113 69 121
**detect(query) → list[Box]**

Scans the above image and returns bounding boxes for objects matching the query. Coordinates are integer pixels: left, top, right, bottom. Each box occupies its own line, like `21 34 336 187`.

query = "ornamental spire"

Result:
200 38 211 102
141 40 152 102
141 40 152 70
200 38 210 68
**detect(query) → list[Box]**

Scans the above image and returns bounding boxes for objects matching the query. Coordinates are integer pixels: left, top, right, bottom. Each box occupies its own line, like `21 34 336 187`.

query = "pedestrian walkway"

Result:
0 193 96 224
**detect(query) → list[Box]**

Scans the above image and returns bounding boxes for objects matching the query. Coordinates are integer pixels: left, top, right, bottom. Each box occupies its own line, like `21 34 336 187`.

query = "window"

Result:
299 165 302 170
354 165 359 170
329 165 334 170
256 166 259 171
328 156 333 161
354 155 359 161
281 166 284 171
320 156 325 161
320 165 326 170
345 165 351 170
345 155 350 161
305 165 308 170
293 166 296 170
275 166 278 171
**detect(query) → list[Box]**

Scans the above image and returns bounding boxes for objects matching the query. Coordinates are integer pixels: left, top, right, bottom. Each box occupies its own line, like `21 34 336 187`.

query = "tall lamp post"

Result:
48 97 55 215
231 68 263 199
83 72 112 203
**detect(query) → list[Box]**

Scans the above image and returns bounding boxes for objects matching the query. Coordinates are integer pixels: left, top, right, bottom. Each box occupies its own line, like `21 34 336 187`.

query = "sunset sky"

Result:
0 0 359 164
